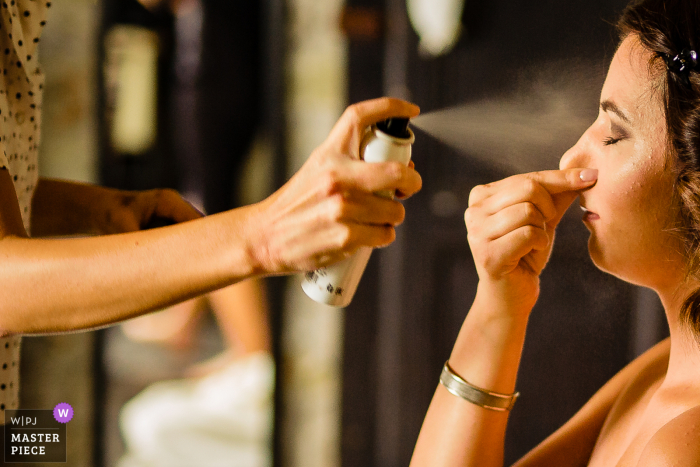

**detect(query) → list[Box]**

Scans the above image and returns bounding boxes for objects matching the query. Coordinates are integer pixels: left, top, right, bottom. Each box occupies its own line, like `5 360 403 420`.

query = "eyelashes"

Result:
603 136 623 146
604 121 629 146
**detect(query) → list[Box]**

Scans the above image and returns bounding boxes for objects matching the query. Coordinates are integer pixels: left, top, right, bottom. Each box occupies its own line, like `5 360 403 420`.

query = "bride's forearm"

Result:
410 281 532 467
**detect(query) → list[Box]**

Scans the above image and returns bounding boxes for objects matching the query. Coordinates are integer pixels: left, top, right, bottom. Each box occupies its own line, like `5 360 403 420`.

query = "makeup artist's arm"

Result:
0 97 421 334
410 169 596 467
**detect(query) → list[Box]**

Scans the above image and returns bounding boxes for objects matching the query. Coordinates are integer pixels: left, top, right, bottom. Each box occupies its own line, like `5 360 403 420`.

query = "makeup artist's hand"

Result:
249 97 422 274
30 179 204 237
464 168 597 314
99 188 203 234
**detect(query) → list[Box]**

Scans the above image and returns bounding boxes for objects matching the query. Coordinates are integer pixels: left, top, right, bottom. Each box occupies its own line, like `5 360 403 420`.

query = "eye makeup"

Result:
605 121 630 145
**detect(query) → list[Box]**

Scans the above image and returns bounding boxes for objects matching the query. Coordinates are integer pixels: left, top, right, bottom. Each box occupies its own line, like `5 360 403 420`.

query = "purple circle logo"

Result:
53 403 73 423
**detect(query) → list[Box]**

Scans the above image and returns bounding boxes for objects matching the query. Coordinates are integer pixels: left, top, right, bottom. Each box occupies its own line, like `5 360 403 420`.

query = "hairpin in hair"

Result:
660 49 699 87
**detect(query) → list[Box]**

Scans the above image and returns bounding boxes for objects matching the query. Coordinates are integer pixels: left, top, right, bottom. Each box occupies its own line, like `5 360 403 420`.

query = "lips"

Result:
580 205 600 221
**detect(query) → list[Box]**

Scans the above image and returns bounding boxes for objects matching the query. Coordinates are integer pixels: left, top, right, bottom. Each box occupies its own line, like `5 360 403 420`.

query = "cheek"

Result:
589 154 679 280
600 139 668 216
592 147 672 231
618 167 653 209
596 157 651 215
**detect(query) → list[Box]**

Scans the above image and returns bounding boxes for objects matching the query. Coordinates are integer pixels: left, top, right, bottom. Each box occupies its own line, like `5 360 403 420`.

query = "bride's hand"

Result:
465 168 597 314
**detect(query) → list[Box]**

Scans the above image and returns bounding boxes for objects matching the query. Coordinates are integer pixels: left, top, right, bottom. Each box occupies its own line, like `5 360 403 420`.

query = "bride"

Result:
411 0 700 465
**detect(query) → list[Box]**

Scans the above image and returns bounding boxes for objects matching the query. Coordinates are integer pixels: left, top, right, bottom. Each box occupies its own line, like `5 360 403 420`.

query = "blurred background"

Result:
19 0 670 466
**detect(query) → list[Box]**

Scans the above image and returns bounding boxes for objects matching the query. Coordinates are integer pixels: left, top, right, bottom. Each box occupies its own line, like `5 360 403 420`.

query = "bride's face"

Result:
559 35 685 290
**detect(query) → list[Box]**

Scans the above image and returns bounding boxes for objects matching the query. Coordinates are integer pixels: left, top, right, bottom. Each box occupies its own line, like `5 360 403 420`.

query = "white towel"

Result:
118 352 275 467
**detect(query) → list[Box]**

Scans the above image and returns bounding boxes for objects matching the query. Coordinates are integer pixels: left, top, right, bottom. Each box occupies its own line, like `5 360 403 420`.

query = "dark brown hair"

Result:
617 0 700 336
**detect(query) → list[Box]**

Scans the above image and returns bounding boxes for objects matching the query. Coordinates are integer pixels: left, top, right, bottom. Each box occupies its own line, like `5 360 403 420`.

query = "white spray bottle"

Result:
301 117 415 307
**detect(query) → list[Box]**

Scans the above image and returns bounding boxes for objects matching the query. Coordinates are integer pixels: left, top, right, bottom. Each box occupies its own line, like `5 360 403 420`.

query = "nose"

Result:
559 130 592 171
559 145 580 170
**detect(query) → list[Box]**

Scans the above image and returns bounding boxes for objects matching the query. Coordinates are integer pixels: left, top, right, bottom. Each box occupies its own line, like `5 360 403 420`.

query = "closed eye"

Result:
603 136 622 146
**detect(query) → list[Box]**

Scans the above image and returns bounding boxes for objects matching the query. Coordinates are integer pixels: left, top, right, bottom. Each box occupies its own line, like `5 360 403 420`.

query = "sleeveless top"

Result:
0 0 49 418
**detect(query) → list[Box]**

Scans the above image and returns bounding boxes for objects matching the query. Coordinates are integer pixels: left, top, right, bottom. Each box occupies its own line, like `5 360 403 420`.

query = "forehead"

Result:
601 35 664 124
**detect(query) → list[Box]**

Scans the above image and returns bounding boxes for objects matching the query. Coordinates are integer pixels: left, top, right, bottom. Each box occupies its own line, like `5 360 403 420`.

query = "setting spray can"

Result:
301 117 415 307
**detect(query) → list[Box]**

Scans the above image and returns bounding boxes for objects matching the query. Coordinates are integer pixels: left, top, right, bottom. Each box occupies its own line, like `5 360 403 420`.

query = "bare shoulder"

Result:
636 337 669 362
604 337 670 403
629 337 670 372
618 337 670 395
637 405 700 466
514 339 670 467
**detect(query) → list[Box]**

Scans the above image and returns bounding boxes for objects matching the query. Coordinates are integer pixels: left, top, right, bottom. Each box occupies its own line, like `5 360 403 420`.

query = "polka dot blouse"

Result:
0 0 49 420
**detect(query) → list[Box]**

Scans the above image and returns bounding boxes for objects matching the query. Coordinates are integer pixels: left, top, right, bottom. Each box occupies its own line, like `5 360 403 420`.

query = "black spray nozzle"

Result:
376 117 411 139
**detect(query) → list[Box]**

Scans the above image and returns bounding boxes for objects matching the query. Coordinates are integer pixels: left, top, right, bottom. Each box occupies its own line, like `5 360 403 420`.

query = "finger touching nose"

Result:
528 168 598 195
558 139 598 194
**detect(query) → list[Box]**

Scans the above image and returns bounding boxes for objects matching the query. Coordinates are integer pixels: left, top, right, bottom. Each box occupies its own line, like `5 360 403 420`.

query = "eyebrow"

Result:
600 100 631 124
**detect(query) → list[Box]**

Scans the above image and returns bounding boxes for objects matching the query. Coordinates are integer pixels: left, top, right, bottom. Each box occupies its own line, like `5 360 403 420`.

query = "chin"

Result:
588 239 616 276
587 235 681 289
587 237 647 287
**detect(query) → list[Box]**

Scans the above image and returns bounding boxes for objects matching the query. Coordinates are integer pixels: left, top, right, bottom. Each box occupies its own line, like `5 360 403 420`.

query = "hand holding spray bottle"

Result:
302 117 415 307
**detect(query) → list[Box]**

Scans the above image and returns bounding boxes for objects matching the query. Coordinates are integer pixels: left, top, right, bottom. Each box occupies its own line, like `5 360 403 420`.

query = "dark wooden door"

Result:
341 1 667 466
